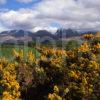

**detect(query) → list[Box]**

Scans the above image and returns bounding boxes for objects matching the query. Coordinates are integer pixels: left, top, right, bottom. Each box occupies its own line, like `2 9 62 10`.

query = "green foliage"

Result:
66 40 79 50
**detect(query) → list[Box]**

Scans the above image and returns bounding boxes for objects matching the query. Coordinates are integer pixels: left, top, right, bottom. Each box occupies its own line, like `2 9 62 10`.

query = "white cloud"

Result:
79 0 100 9
1 0 100 32
16 0 33 4
0 9 37 29
0 0 6 5
32 26 57 33
35 0 100 21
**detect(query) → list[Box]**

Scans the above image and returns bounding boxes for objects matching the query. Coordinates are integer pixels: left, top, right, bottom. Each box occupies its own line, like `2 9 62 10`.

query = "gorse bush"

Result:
0 34 100 100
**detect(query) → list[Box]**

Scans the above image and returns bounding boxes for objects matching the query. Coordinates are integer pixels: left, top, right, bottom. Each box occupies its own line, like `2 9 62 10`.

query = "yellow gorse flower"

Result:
78 42 90 52
69 71 78 79
27 51 35 62
2 91 14 100
94 43 100 49
82 77 88 85
83 34 94 40
0 62 20 100
48 93 62 100
13 49 24 58
89 61 99 69
54 85 59 93
0 64 2 70
13 49 19 57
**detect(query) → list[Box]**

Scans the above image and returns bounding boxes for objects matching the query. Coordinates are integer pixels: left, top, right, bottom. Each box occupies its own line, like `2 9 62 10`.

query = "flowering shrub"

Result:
0 58 20 100
0 34 100 100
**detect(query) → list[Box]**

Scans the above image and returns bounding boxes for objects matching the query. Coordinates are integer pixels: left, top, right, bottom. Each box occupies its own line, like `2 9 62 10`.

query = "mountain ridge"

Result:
0 29 97 43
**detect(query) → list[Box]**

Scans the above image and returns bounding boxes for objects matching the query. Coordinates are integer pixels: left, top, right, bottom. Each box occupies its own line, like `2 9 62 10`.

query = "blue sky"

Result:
0 0 100 32
0 0 41 10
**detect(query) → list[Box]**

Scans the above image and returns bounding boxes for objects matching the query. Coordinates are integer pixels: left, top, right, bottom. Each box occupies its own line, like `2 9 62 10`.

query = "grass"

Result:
0 45 40 59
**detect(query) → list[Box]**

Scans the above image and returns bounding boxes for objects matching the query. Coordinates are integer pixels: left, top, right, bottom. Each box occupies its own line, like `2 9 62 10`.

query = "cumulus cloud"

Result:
0 0 100 32
16 0 33 4
0 9 37 29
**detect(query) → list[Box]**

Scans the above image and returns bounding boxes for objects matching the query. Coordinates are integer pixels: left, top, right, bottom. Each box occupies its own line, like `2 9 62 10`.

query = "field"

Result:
0 45 40 59
0 34 100 100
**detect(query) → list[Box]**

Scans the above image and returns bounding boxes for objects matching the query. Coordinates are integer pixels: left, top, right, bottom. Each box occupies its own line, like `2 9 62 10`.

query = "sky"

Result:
0 0 100 32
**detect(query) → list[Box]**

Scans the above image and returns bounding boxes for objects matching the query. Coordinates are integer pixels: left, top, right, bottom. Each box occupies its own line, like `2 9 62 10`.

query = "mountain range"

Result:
0 28 97 44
